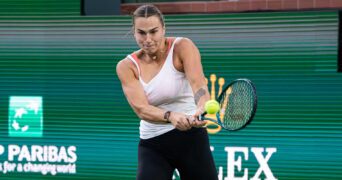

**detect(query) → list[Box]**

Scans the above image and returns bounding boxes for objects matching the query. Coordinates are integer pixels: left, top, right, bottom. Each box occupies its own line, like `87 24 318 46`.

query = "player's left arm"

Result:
175 38 208 127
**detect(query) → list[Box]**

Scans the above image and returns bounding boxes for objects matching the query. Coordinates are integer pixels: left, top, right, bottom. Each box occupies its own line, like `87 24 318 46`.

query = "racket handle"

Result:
199 112 207 121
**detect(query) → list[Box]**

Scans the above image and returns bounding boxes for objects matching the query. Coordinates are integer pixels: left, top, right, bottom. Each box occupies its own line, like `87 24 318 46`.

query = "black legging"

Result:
137 127 218 180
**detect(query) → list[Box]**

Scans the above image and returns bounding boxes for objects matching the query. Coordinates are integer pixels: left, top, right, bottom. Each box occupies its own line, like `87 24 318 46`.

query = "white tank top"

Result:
127 37 196 139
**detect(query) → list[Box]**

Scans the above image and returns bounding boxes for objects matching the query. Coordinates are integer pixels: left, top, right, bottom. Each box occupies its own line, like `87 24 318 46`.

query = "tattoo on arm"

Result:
194 88 206 105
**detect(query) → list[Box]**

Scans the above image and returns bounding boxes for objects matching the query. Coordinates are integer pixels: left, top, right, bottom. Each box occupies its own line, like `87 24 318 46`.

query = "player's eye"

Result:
138 31 146 35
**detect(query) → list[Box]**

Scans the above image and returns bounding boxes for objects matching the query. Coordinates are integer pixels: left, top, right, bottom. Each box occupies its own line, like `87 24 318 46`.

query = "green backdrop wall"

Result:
0 0 80 16
0 5 341 180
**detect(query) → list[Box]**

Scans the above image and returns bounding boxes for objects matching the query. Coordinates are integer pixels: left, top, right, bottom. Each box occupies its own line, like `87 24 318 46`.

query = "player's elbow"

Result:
133 104 149 120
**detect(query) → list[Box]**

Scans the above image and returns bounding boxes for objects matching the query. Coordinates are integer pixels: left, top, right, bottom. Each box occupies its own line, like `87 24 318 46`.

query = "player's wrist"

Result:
163 111 172 123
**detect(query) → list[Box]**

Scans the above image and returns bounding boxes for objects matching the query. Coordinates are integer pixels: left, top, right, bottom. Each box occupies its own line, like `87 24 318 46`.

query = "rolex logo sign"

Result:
205 74 225 134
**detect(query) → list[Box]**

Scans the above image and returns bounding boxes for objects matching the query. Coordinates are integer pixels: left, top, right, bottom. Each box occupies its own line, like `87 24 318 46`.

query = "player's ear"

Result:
162 25 166 36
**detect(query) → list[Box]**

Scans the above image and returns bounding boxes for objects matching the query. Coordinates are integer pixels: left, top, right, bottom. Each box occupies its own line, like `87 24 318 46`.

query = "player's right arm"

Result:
116 58 191 131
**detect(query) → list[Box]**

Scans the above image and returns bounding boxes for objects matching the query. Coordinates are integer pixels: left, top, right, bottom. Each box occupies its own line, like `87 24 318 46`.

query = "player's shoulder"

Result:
174 37 197 55
174 37 194 48
116 56 135 75
116 57 129 70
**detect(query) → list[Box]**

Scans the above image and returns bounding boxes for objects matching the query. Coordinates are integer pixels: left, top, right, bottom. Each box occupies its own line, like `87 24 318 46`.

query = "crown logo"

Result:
205 74 225 134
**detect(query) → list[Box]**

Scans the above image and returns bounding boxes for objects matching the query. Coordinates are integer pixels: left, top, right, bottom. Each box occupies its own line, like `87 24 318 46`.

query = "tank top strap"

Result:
165 37 183 65
127 52 141 76
170 37 182 51
167 37 172 53
167 37 178 54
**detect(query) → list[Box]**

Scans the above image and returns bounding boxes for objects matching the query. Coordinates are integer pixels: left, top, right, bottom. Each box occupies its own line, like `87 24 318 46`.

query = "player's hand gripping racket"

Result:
199 79 257 131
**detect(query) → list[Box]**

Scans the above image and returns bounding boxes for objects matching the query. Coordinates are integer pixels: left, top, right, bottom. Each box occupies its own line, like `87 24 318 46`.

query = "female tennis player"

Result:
116 5 218 180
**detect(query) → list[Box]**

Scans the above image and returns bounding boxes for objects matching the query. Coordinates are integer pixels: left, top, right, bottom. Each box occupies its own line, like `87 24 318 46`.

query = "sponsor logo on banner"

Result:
0 145 77 175
204 74 225 134
189 76 277 180
218 147 277 180
173 146 277 180
8 96 43 137
2 96 78 176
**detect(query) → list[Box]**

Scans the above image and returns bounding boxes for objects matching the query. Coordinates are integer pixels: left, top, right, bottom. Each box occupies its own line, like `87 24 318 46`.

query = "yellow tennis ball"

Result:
205 100 220 114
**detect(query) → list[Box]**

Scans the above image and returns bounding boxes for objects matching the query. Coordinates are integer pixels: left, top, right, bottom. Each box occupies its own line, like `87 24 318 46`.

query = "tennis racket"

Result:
199 78 257 131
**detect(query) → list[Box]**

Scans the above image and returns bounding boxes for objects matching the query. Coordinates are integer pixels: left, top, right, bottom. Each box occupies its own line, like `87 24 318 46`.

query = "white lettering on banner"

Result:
0 145 4 155
225 147 249 180
219 147 277 180
49 146 58 162
31 145 43 161
8 145 20 161
44 145 48 161
3 145 77 175
18 145 31 161
17 163 22 172
67 146 77 163
250 148 277 180
218 166 223 180
2 161 16 174
21 162 76 175
8 145 77 163
58 146 68 162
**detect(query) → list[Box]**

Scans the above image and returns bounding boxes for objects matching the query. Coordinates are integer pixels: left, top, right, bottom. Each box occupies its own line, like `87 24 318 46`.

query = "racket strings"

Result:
220 81 255 130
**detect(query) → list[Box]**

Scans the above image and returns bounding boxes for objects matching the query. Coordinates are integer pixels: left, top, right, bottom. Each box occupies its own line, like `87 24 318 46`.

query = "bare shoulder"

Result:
116 57 138 80
174 37 195 51
172 37 201 72
174 37 198 56
116 57 130 74
174 37 200 59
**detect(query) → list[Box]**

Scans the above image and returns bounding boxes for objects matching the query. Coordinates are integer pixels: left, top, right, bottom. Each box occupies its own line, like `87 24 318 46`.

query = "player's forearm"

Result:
194 85 210 109
134 104 168 124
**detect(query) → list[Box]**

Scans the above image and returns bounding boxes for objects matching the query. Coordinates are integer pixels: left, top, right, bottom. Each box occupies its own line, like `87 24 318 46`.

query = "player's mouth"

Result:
145 44 154 48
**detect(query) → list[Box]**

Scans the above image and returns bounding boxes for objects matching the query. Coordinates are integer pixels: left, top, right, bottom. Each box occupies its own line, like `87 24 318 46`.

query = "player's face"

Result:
134 15 165 55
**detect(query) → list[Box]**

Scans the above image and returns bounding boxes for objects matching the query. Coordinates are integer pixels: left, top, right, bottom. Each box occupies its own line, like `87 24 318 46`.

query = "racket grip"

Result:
198 112 207 121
